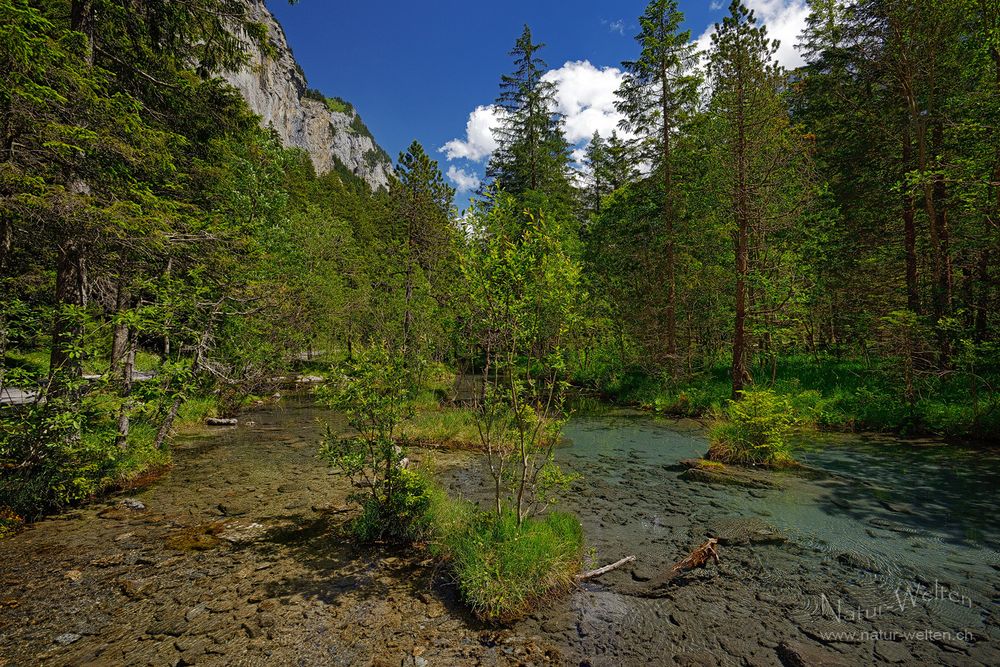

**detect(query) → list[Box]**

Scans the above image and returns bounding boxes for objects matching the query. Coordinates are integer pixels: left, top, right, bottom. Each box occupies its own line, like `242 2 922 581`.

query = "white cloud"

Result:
710 0 724 10
440 61 630 172
542 60 627 145
609 19 625 36
446 166 481 192
439 105 502 162
696 0 810 70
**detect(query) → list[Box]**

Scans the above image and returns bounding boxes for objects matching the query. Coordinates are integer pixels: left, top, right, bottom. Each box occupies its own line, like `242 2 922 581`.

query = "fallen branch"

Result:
670 538 720 574
576 555 636 581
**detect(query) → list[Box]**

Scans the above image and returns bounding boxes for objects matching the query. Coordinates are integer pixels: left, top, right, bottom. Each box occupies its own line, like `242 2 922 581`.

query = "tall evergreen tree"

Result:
708 1 806 398
389 141 456 365
615 0 700 369
485 25 572 201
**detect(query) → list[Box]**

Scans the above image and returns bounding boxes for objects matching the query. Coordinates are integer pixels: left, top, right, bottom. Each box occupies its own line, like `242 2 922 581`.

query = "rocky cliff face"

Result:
222 1 393 190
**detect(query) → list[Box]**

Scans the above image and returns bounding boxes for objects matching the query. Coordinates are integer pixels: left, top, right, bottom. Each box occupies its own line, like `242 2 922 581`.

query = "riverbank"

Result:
575 355 1000 443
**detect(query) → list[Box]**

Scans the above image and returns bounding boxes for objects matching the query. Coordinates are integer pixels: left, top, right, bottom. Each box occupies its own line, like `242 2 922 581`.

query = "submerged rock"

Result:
709 517 787 546
206 417 238 426
679 459 783 490
777 640 847 667
121 498 146 511
54 633 82 646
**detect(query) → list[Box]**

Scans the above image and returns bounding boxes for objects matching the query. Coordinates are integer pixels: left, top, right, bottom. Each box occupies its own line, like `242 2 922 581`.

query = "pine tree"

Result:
615 0 700 369
708 1 805 398
390 141 456 365
485 25 572 201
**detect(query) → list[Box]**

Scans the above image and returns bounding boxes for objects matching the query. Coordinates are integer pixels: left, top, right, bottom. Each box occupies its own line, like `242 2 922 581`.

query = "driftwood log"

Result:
670 538 720 574
576 555 636 581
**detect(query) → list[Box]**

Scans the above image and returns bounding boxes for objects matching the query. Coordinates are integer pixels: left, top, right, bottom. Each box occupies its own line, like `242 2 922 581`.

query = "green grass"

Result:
582 354 1000 442
3 347 162 377
176 395 218 426
398 404 482 449
417 473 584 624
439 508 583 624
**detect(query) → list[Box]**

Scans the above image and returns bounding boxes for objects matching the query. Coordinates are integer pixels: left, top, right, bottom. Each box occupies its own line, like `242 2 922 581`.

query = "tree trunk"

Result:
114 328 136 450
71 0 95 65
0 212 10 271
110 281 129 373
660 60 677 370
975 250 990 343
902 127 920 314
731 78 750 400
403 263 414 365
49 243 87 387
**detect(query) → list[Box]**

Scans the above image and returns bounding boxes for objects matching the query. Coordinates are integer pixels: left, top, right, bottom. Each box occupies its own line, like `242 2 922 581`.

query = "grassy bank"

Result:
0 394 218 527
421 482 583 624
577 354 1000 442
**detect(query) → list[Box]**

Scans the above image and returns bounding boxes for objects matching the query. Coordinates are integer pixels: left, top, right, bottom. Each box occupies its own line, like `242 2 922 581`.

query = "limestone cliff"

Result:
222 1 393 190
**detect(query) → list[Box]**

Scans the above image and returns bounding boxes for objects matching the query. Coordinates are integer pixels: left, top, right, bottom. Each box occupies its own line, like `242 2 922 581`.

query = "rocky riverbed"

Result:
1 396 998 666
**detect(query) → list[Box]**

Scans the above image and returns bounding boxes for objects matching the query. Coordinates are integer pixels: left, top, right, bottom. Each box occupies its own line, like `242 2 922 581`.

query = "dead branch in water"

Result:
670 538 720 574
577 555 636 580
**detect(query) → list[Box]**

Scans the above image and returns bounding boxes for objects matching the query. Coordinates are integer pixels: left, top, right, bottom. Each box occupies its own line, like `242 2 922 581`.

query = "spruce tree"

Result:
615 0 700 370
708 1 805 398
485 25 572 201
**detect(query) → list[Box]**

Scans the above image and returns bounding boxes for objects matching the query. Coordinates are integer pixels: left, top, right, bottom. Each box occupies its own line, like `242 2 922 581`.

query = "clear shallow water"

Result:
2 397 997 666
535 411 1000 664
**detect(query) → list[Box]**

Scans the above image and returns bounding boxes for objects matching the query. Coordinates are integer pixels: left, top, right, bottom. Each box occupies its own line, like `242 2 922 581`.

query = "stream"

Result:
1 395 997 666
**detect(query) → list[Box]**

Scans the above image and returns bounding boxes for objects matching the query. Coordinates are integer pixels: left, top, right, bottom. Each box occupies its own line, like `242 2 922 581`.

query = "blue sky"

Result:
267 1 809 201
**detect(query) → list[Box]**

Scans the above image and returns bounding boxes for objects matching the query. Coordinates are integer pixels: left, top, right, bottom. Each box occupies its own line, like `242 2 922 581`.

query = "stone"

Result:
679 459 783 490
836 551 883 574
64 569 83 582
777 640 847 667
121 498 146 511
89 553 125 567
874 640 911 663
674 650 719 666
206 418 238 427
54 633 82 646
709 517 787 546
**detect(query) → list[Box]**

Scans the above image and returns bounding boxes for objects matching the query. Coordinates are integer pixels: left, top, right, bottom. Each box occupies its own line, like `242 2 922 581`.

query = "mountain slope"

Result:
223 0 393 190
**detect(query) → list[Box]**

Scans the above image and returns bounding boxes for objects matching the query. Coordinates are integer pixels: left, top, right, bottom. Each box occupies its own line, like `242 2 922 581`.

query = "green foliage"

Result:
462 192 581 522
709 389 797 466
351 467 432 544
318 347 426 543
0 506 23 538
485 25 574 202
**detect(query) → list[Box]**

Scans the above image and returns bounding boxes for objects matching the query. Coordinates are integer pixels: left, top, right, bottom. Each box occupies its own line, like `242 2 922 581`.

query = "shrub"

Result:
352 467 433 543
0 507 24 539
318 346 420 544
708 389 796 466
443 509 582 624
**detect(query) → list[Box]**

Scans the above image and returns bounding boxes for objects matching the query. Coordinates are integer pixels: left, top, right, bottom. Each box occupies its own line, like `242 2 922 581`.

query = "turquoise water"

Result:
550 411 999 656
